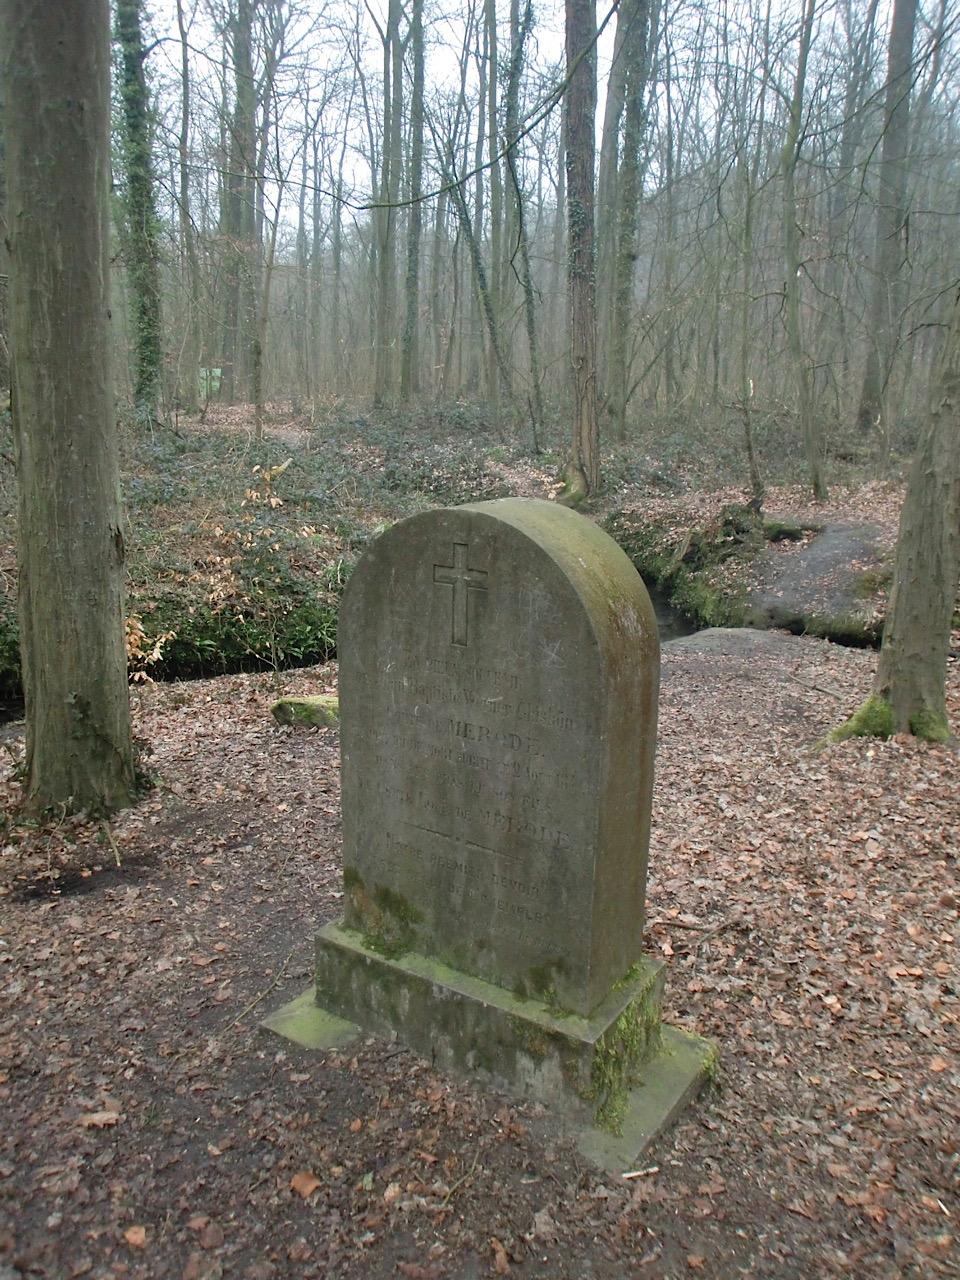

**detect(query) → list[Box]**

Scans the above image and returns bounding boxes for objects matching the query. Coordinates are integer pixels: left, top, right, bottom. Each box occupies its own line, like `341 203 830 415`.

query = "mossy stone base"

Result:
286 922 713 1168
271 694 340 728
315 923 666 1112
577 1024 716 1171
260 986 358 1049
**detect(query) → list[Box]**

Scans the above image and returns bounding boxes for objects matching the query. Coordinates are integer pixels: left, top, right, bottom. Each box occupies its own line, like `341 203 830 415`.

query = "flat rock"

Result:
270 694 340 728
745 522 886 642
665 627 815 657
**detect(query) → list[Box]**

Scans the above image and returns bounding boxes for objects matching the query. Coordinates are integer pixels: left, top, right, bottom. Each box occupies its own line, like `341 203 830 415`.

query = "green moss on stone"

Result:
343 865 363 891
341 869 423 958
854 567 892 599
587 992 662 1135
804 613 878 647
670 574 746 629
762 519 806 543
826 695 895 744
509 1015 553 1060
700 1042 722 1086
522 958 571 1012
605 510 750 631
271 693 339 728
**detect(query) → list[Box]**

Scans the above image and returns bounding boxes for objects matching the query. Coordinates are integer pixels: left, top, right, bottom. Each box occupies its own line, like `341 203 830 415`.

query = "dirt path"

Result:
0 634 957 1279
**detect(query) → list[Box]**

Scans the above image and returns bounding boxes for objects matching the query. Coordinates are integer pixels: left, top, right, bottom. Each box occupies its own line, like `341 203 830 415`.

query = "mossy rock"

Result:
606 511 889 648
271 693 340 728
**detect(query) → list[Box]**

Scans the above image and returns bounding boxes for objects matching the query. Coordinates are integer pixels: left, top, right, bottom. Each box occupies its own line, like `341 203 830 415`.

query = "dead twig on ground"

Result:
229 946 297 1028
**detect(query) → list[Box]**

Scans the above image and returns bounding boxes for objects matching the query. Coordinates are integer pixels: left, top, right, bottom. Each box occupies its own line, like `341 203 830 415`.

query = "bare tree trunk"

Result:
253 192 281 442
595 0 631 393
373 0 402 405
563 0 599 500
856 0 918 438
607 0 655 441
221 0 257 404
824 0 879 417
442 146 515 410
485 0 503 412
781 0 827 500
400 0 425 401
429 190 448 398
504 0 544 445
2 0 135 812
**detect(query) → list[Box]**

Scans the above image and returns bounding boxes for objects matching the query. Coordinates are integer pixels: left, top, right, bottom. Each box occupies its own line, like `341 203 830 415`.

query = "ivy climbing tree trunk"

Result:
2 0 136 812
175 0 201 414
116 0 163 421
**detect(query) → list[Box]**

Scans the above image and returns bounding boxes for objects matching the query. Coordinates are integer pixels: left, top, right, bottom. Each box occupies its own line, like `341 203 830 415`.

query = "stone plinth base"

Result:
263 922 714 1171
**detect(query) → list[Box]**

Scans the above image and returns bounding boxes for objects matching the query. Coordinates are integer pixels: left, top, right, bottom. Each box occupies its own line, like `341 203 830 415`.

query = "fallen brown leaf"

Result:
80 1110 121 1129
290 1170 322 1199
123 1225 147 1249
490 1236 510 1275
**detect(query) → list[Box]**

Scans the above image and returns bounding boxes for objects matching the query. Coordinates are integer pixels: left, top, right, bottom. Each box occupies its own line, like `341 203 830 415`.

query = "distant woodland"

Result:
4 0 954 475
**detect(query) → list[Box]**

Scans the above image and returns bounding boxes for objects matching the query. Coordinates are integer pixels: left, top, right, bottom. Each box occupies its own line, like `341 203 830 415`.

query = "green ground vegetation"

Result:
0 401 891 696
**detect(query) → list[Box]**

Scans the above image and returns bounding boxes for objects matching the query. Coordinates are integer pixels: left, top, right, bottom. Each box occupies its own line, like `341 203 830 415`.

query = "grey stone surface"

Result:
315 923 667 1115
337 498 660 1017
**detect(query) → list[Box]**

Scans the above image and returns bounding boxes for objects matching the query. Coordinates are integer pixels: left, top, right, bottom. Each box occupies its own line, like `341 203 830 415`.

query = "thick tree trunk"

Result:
116 0 163 420
871 286 960 739
564 0 599 499
2 0 136 812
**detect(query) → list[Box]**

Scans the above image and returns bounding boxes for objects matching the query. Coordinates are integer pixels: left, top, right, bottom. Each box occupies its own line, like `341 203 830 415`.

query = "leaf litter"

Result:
0 624 956 1278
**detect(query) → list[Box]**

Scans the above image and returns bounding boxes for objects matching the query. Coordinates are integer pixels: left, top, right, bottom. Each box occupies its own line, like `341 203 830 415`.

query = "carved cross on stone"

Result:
433 542 488 646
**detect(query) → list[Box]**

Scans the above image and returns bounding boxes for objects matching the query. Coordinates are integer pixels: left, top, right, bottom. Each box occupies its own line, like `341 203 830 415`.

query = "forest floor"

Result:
1 622 958 1279
0 408 957 1277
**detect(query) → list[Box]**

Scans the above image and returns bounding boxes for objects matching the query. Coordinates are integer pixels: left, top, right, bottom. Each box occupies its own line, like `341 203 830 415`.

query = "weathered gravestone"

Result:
266 499 713 1166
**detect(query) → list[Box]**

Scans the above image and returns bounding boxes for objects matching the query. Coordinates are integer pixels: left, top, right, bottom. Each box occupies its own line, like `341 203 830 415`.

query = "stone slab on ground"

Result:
664 626 817 657
263 975 712 1175
259 985 357 1049
746 521 886 641
271 693 340 727
577 1025 716 1172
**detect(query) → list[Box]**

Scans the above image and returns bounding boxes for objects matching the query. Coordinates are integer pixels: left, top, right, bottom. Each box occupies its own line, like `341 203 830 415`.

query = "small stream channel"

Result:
0 590 697 731
649 587 698 643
